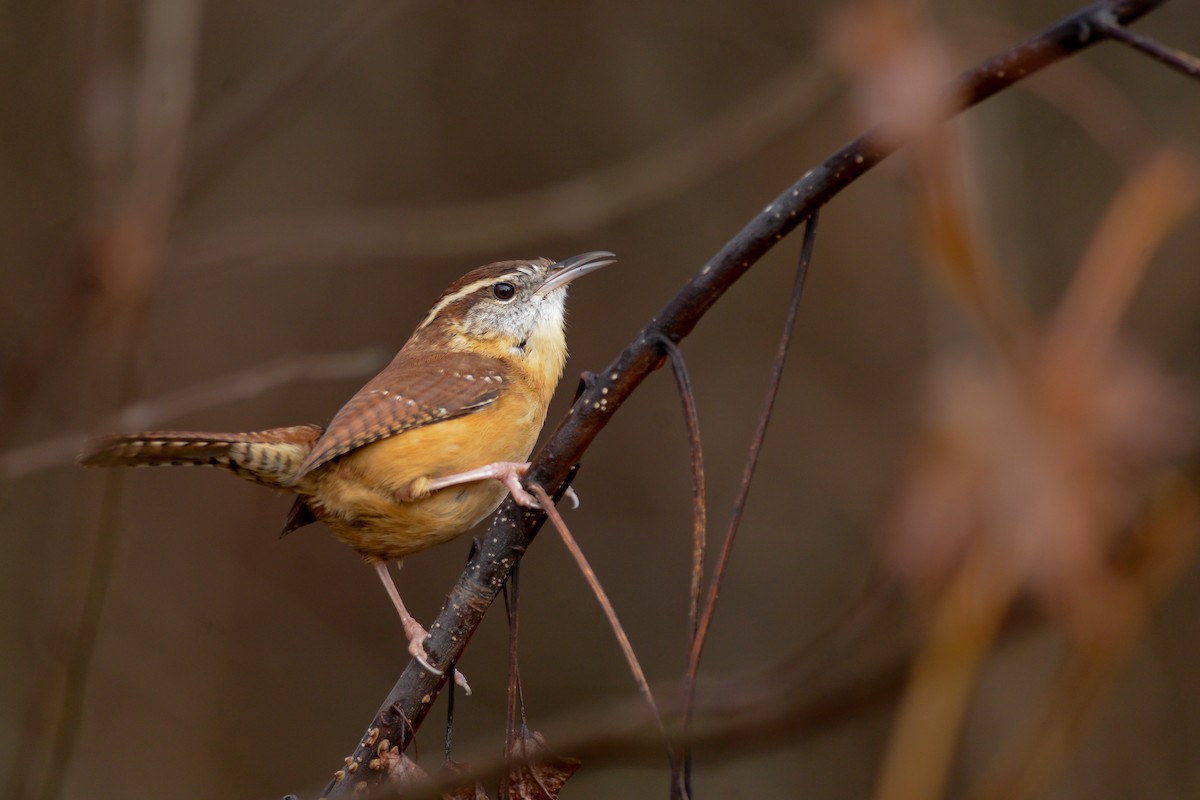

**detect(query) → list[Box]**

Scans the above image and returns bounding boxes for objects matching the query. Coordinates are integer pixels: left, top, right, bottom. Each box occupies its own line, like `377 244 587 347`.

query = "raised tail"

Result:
78 424 325 490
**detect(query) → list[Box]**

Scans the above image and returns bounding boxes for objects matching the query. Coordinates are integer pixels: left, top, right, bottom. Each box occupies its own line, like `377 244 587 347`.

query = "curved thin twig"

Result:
679 209 819 751
529 483 673 764
653 333 707 799
186 1 413 185
0 347 386 480
654 335 708 643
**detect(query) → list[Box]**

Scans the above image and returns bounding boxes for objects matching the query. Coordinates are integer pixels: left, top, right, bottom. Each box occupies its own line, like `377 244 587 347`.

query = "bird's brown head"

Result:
406 251 616 388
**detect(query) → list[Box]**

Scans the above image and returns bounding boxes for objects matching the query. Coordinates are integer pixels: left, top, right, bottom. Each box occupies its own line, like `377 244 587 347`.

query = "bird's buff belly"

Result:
317 477 508 562
302 407 540 561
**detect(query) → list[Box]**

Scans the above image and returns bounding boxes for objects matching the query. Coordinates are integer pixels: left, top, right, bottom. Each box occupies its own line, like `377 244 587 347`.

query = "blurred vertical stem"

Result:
17 3 203 800
871 554 1014 800
969 476 1200 800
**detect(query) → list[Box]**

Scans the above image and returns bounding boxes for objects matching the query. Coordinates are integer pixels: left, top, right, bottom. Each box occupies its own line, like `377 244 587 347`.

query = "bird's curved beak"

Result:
535 251 617 298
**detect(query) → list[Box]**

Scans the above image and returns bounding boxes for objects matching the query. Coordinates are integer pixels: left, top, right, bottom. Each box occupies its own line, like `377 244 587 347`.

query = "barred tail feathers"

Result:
78 425 324 489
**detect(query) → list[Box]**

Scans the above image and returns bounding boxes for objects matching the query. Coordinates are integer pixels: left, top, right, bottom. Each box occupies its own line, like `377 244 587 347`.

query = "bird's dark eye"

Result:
492 282 516 301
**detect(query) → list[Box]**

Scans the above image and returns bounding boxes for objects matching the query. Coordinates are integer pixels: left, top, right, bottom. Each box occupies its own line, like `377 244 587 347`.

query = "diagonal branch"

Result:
319 1 1176 796
1093 11 1200 79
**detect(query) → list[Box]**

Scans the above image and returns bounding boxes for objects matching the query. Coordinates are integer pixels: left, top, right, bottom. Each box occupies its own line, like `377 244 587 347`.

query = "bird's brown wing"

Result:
292 350 507 479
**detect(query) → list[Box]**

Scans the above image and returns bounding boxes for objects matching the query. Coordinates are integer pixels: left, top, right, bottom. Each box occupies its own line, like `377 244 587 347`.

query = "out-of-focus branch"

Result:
380 462 1195 800
961 19 1158 170
0 347 386 481
319 2 1178 796
968 475 1200 800
185 1 413 185
15 4 205 800
164 54 835 278
0 2 411 437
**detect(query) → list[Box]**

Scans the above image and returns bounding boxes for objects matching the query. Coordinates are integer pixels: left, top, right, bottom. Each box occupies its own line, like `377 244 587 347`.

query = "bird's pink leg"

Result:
425 461 537 507
425 461 579 509
373 562 471 694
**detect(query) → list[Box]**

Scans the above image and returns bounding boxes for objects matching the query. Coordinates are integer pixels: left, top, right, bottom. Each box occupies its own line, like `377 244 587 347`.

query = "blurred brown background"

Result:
3 1 1200 798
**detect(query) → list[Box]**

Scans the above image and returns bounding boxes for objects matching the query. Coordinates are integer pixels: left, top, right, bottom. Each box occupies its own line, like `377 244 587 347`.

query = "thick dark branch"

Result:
321 1 1170 795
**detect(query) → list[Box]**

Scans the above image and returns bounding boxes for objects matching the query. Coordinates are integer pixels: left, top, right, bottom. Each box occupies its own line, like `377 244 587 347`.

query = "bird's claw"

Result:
406 629 472 695
563 486 580 509
505 478 542 509
403 620 442 675
501 464 581 511
411 646 443 676
450 668 472 695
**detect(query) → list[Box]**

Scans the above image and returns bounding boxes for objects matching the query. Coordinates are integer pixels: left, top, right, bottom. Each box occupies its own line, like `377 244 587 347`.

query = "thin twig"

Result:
962 20 1157 170
1094 11 1200 79
0 347 386 481
442 661 456 767
654 334 707 800
680 211 819 740
528 483 675 767
500 561 521 800
391 585 916 800
655 336 708 642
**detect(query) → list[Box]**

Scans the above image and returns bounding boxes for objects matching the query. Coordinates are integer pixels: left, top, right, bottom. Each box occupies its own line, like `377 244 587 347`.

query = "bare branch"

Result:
319 2 1178 796
186 1 413 184
1093 11 1200 80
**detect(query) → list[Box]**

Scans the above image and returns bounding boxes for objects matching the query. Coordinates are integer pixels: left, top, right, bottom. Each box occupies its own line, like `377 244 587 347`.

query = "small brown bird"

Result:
80 252 615 685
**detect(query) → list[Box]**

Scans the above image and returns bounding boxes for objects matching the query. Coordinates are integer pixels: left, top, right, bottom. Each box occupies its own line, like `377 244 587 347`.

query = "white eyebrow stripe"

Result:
416 272 525 329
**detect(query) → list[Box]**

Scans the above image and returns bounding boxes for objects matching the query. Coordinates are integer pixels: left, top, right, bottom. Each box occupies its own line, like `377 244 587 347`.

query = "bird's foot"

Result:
424 461 579 511
400 616 439 673
493 462 540 508
402 618 471 695
377 563 471 694
498 466 580 510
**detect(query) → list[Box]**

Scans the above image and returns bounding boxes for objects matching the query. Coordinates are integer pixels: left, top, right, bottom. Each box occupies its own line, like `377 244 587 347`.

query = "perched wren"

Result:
80 252 616 683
